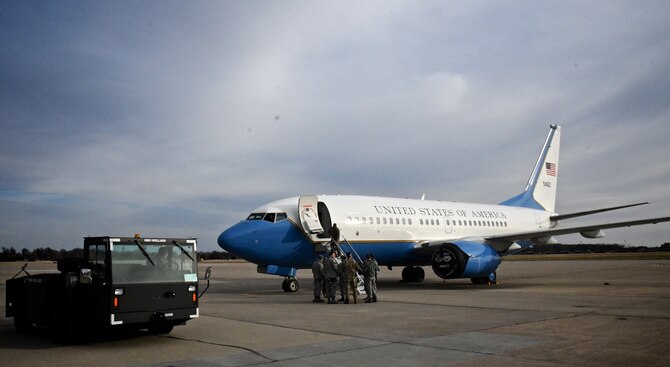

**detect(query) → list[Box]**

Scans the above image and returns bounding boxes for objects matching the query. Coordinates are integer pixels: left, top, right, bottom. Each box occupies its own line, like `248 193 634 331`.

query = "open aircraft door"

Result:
299 195 324 242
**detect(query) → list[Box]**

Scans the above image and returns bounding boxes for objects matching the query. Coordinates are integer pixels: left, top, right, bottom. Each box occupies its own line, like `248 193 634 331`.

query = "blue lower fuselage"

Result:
218 219 422 269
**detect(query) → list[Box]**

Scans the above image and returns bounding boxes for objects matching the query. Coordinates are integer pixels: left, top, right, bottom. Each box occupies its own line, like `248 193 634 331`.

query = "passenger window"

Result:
383 218 387 225
402 218 406 225
408 219 412 225
376 218 380 224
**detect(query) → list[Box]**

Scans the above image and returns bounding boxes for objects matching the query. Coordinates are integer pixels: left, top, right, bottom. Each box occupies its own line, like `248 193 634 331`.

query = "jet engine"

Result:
431 241 502 280
431 244 467 279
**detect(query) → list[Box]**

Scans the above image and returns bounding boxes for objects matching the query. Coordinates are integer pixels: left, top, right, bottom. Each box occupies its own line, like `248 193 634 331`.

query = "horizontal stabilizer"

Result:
550 202 649 222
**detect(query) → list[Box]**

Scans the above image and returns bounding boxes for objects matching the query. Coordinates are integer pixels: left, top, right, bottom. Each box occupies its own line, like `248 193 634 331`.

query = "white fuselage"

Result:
258 195 554 244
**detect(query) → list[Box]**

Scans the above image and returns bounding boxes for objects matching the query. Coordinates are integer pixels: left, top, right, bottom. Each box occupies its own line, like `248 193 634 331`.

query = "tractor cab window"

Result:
111 240 197 284
87 243 106 269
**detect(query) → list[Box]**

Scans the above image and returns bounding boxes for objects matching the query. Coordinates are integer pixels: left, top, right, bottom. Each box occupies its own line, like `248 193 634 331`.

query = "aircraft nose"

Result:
217 222 252 255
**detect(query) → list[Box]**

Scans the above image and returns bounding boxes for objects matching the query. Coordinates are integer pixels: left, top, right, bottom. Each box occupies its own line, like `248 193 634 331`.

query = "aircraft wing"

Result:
413 215 670 254
485 215 670 251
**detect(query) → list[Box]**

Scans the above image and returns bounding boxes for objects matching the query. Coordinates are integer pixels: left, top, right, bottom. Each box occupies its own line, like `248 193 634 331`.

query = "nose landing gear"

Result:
282 277 299 292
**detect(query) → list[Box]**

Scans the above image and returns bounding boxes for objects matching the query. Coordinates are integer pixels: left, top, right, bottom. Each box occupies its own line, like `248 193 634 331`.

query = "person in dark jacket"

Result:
330 223 340 249
311 255 325 303
323 251 339 304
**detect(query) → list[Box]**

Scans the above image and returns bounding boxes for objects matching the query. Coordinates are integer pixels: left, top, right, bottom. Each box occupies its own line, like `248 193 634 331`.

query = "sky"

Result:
1 1 670 251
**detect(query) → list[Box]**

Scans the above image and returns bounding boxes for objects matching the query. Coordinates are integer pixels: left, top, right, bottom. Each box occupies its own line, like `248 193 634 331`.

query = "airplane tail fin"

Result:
500 124 561 212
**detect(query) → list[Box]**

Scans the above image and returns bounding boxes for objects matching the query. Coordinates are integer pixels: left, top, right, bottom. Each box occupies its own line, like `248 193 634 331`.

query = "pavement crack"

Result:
159 334 278 363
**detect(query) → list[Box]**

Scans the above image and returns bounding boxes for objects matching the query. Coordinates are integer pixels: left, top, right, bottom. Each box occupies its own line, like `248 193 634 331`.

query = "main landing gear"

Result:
282 277 299 292
401 266 425 282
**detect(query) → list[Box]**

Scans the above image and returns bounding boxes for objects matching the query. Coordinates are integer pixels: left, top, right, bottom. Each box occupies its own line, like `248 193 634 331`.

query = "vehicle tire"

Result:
50 310 74 343
13 312 30 333
148 323 174 335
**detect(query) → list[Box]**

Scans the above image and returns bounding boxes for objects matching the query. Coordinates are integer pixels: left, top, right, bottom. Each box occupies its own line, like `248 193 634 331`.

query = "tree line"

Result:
0 247 236 262
2 243 666 262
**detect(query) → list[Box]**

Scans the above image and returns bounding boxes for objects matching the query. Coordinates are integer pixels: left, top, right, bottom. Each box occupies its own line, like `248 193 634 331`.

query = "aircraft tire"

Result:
282 278 299 292
412 267 425 282
401 266 425 282
401 266 416 282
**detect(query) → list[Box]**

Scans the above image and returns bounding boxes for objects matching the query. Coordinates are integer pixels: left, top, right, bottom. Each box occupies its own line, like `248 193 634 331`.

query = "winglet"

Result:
500 124 561 212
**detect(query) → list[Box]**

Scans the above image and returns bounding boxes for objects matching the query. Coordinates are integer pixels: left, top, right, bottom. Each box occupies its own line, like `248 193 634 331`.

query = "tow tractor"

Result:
6 236 212 338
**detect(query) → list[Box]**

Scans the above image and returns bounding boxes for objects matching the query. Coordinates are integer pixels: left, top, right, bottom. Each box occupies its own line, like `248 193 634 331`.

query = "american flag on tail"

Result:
546 162 557 177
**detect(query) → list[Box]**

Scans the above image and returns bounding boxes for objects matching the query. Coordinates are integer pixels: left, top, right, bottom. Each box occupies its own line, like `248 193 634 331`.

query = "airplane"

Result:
218 125 670 292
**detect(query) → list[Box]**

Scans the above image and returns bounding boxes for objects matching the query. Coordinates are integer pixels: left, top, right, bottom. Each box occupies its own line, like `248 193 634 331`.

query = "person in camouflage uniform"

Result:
342 252 359 304
338 255 347 301
362 253 378 303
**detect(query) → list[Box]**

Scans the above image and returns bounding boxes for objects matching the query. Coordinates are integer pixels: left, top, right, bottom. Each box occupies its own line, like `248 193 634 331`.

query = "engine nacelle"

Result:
431 241 501 279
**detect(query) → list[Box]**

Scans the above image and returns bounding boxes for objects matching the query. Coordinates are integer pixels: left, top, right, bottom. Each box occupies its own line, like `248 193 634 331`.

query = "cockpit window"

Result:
249 212 288 222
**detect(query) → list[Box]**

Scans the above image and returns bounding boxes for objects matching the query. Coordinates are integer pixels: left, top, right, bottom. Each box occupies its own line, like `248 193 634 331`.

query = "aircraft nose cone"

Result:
218 226 238 251
217 222 252 256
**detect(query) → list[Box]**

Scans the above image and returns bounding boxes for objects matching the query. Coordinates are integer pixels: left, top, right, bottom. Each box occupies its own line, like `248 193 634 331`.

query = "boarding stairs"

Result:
332 237 367 296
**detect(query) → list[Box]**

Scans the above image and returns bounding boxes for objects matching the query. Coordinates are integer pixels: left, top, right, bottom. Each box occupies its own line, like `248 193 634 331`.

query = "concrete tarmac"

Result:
1 259 669 366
